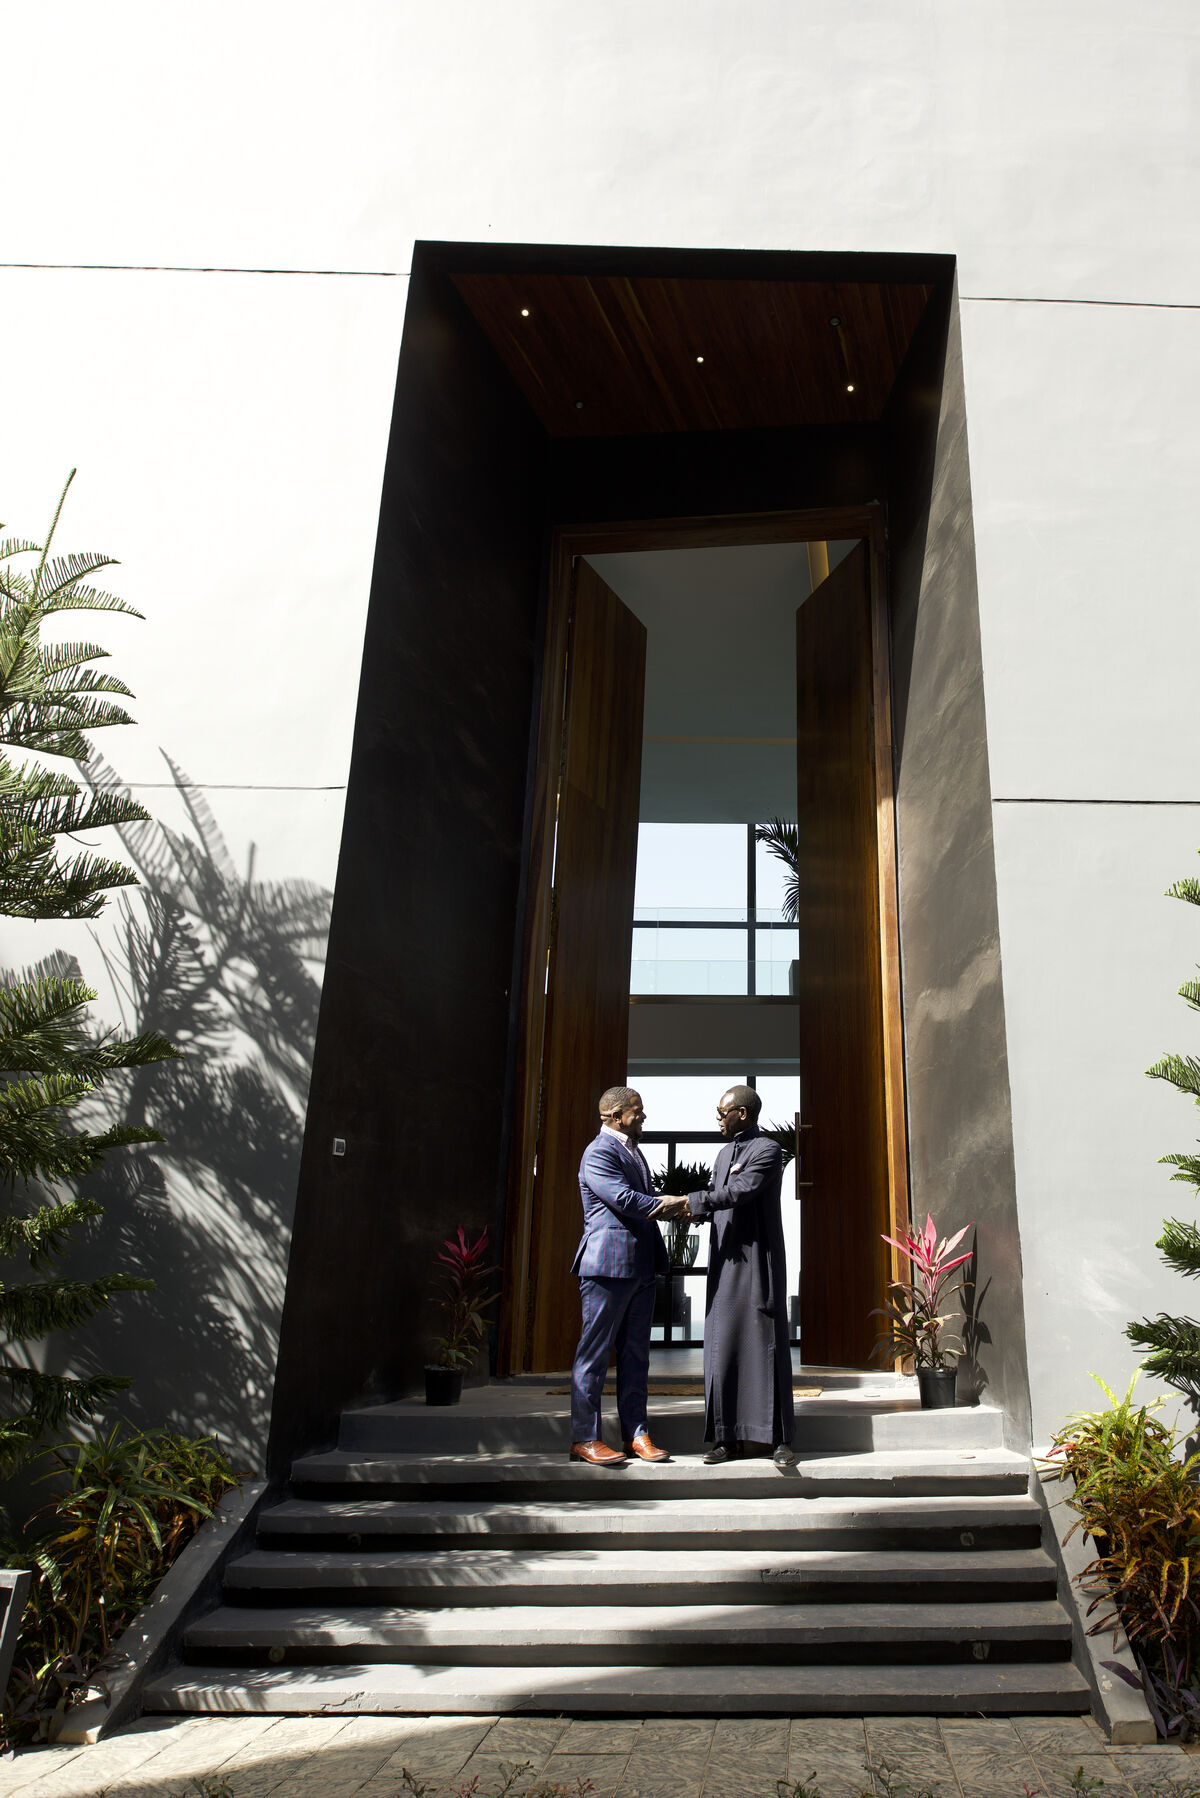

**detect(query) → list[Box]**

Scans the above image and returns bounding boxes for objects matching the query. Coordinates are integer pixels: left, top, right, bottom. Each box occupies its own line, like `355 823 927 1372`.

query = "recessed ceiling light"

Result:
695 355 705 364
575 400 584 409
520 307 531 317
846 382 855 393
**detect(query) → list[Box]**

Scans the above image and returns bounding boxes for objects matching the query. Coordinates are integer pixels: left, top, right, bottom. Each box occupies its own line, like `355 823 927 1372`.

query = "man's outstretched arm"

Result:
583 1139 665 1221
687 1142 783 1217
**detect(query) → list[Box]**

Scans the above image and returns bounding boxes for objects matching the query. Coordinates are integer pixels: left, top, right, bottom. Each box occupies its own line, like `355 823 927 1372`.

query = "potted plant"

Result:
872 1213 974 1408
651 1162 710 1331
425 1225 498 1405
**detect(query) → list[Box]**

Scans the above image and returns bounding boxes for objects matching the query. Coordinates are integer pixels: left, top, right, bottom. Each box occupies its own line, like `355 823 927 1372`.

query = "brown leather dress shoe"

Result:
622 1433 671 1462
569 1439 628 1467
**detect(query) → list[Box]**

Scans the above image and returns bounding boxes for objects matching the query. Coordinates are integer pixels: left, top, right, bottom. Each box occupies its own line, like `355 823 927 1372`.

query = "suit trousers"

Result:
571 1273 656 1444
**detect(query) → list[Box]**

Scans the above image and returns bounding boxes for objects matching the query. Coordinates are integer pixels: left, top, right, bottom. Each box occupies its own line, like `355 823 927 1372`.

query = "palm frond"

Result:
753 816 800 922
164 753 237 883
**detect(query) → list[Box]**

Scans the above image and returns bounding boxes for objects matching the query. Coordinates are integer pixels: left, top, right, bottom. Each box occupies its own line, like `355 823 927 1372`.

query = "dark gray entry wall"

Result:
268 243 1031 1471
885 281 1032 1447
267 249 546 1473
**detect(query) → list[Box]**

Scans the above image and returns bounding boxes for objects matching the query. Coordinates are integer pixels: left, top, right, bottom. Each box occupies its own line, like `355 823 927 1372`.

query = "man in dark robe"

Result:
660 1084 795 1467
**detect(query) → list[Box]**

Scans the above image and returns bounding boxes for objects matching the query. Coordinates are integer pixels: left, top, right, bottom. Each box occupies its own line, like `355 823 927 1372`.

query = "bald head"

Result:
721 1084 761 1121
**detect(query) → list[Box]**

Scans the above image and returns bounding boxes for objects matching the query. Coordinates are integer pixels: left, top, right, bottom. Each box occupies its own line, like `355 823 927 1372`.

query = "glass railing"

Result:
631 906 799 998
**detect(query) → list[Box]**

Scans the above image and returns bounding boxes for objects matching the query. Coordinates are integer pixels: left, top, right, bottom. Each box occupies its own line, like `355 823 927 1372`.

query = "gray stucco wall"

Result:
886 281 1032 1447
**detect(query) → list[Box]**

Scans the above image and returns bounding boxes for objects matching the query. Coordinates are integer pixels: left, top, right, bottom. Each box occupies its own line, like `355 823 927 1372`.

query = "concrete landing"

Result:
339 1371 1006 1456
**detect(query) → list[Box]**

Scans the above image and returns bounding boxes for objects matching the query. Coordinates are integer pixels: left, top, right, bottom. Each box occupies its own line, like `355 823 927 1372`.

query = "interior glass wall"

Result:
583 542 859 1361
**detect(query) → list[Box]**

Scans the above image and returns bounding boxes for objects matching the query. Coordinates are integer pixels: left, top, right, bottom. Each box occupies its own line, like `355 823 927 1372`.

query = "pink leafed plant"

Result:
431 1225 500 1371
872 1213 974 1371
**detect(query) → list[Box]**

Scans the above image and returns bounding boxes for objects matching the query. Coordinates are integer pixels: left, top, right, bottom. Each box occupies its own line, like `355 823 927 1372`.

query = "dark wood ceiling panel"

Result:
451 272 932 437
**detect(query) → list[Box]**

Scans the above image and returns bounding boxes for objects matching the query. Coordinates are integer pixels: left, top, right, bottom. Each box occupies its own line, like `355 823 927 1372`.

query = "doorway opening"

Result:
500 515 908 1375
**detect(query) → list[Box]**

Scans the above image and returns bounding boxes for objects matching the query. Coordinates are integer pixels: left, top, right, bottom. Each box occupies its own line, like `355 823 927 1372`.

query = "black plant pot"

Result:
424 1365 464 1406
917 1365 958 1410
652 1274 691 1330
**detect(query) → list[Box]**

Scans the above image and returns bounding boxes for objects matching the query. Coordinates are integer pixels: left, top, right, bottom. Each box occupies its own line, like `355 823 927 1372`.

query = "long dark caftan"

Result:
688 1126 795 1447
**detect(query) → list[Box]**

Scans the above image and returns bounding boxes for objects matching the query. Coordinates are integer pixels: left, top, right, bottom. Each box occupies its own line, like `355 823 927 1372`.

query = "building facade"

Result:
2 2 1197 1466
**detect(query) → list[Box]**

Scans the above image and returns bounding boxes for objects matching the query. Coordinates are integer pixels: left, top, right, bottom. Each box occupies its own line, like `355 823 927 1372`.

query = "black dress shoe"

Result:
773 1443 796 1468
703 1442 737 1465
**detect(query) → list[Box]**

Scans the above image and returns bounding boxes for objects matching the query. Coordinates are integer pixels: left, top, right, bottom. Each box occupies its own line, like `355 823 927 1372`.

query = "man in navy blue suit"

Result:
569 1085 673 1468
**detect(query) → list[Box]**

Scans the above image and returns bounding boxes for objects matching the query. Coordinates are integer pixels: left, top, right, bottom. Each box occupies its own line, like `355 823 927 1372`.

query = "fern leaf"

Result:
1148 1055 1200 1100
34 553 120 599
1157 1219 1200 1278
0 538 41 563
0 1274 154 1342
0 1196 104 1267
1126 1314 1200 1404
1163 1153 1200 1188
0 1368 132 1443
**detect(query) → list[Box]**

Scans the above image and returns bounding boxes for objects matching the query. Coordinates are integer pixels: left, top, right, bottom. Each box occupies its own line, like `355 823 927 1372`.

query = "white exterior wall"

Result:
3 1 1197 1451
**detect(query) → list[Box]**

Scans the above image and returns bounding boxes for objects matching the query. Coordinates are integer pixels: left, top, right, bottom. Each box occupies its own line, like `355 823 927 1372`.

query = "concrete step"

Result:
499 1366 886 1392
288 1447 1029 1503
143 1658 1093 1715
182 1598 1072 1665
338 1386 1005 1456
257 1491 1044 1552
225 1544 1059 1605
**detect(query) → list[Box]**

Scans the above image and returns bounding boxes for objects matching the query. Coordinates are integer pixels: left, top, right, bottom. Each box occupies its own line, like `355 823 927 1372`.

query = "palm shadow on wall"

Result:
46 753 332 1469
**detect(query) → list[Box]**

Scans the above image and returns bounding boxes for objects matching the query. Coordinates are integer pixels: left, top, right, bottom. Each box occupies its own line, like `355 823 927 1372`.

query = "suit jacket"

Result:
572 1130 669 1280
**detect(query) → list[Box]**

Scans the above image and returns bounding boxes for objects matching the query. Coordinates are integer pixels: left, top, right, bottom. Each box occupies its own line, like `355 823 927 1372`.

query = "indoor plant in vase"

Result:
872 1213 974 1408
425 1224 498 1405
652 1161 710 1330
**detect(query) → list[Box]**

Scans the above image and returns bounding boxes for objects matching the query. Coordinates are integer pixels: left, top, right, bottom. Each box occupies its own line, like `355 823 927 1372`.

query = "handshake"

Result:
652 1195 693 1221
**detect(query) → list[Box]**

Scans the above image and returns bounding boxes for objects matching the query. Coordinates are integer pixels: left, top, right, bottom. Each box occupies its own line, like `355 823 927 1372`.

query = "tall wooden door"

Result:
795 541 905 1367
522 560 647 1371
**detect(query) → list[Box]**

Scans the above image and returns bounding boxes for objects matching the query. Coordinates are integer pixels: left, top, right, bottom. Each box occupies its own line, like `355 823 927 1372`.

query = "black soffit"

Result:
450 267 934 439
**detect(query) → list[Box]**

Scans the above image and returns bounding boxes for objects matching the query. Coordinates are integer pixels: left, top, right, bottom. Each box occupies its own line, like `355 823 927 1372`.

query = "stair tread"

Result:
227 1544 1057 1588
259 1492 1041 1534
188 1597 1071 1645
144 1659 1092 1715
292 1448 1027 1481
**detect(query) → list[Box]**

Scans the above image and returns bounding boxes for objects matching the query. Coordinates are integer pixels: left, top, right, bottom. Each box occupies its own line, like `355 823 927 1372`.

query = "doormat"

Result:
548 1382 824 1398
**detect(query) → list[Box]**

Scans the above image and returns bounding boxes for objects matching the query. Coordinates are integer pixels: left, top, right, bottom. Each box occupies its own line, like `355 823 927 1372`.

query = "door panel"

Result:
795 541 892 1367
526 561 647 1370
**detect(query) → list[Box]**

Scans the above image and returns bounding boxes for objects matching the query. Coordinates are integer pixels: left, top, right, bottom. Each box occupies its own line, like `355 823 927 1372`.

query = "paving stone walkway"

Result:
0 1714 1193 1798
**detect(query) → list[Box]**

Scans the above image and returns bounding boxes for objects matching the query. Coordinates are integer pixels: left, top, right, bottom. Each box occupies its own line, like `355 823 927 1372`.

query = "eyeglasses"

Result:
716 1105 744 1119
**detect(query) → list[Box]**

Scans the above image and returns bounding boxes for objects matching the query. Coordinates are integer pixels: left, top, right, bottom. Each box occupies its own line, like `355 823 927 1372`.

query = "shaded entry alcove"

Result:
267 241 1033 1474
502 525 906 1376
